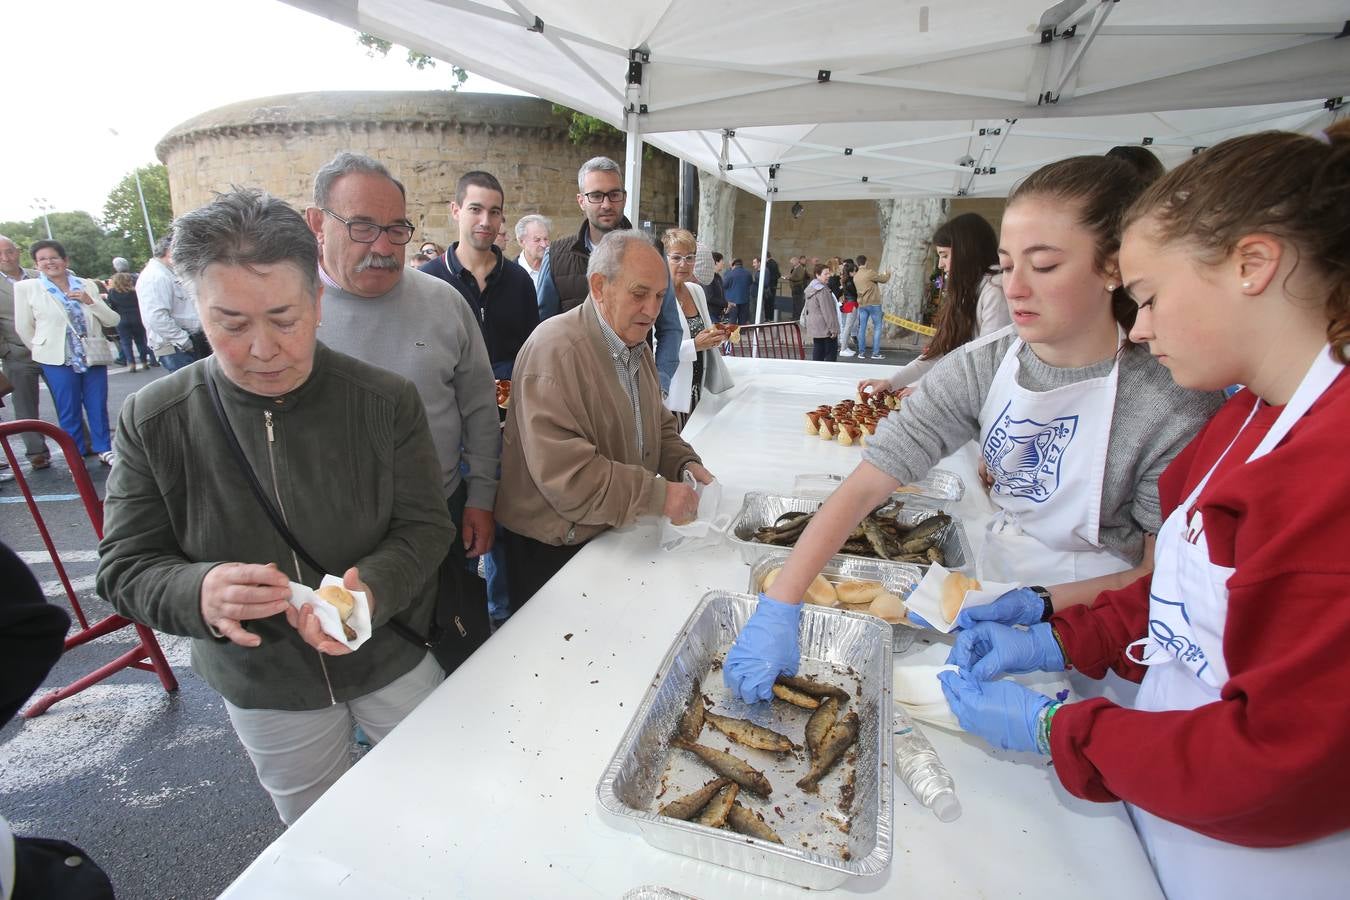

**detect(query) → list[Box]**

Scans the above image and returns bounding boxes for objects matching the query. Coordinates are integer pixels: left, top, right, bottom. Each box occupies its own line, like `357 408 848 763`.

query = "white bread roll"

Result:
940 573 981 624
868 590 905 623
316 584 356 622
836 580 883 606
761 567 837 606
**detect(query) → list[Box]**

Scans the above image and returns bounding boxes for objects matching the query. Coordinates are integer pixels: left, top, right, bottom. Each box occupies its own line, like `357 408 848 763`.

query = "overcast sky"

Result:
1 0 525 226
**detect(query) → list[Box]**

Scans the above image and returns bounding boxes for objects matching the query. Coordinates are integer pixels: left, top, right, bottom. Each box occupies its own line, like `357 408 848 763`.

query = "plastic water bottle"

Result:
893 706 962 822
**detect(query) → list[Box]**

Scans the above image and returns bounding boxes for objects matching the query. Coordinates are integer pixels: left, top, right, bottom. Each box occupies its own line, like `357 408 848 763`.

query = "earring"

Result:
1105 283 1116 291
1242 281 1253 290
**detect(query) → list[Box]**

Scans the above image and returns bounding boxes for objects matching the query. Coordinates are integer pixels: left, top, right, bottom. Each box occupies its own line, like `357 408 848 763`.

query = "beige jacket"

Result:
854 266 891 307
497 298 701 546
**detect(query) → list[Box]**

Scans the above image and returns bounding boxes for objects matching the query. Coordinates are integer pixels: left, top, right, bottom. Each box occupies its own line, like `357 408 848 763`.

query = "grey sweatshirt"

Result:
863 326 1225 564
318 268 500 510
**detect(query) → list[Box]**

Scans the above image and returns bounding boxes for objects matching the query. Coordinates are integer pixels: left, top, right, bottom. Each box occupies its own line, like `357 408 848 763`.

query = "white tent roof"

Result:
283 0 1349 197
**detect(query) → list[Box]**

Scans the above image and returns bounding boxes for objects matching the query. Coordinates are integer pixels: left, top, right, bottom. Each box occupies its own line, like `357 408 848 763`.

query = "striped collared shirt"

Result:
595 309 644 457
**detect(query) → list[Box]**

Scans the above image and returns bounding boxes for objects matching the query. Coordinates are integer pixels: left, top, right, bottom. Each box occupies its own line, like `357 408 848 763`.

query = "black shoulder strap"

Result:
205 371 325 577
204 369 435 651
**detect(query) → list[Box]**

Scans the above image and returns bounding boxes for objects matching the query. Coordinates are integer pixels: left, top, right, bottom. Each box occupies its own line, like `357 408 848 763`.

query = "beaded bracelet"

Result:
1036 701 1063 755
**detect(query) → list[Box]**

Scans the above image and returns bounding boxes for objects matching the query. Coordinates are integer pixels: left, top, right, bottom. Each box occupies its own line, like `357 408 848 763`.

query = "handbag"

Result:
203 372 463 666
52 295 114 367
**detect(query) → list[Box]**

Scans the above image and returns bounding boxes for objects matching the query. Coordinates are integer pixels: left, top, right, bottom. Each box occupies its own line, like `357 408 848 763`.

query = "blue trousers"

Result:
40 364 111 455
158 350 196 373
856 305 884 356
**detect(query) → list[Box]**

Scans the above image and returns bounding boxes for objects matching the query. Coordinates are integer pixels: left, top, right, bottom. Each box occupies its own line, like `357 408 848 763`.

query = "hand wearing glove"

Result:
937 669 1052 754
723 594 802 703
946 621 1065 681
954 587 1045 629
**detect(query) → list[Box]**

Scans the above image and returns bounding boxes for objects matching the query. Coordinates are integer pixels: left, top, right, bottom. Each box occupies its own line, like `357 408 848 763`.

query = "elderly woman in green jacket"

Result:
96 188 453 825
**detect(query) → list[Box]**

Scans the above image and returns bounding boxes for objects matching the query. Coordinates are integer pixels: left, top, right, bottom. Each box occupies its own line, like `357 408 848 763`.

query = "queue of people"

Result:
1 121 1336 897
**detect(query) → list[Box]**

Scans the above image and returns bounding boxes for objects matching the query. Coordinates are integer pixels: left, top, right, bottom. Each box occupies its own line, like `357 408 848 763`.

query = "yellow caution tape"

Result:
882 313 936 337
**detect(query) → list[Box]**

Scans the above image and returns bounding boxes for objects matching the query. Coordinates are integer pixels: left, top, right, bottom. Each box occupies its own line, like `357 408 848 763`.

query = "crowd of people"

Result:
2 119 1348 898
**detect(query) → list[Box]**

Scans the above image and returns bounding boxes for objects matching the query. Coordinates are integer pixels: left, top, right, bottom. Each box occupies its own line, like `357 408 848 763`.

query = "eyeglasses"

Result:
321 208 415 245
668 254 697 265
581 189 627 205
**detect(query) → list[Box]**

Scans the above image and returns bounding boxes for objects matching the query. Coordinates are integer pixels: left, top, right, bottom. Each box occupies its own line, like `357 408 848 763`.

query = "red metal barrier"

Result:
720 321 807 360
1 420 178 717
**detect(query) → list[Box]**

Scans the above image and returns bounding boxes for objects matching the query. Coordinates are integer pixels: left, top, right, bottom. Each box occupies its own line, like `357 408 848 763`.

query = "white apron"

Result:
1125 345 1349 900
976 336 1130 585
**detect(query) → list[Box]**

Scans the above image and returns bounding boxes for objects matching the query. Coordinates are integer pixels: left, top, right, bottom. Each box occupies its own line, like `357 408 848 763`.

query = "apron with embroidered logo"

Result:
1124 345 1349 900
976 335 1130 586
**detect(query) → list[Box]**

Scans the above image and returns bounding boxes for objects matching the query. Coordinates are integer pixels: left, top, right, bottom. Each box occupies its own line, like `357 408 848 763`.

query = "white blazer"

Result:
665 282 733 414
14 277 120 367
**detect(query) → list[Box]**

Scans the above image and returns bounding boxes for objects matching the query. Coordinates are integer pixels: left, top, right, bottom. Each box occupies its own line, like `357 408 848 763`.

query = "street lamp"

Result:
30 198 54 239
108 128 156 252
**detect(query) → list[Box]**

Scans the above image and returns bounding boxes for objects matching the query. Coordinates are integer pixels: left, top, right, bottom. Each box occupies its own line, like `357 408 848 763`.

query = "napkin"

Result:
903 562 1016 634
287 573 372 650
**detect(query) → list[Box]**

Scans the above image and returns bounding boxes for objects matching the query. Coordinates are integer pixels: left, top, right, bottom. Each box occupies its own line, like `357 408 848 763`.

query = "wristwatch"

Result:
1029 585 1054 622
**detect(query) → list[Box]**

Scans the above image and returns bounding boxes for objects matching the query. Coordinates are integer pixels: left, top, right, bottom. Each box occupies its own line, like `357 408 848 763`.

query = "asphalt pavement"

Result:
0 336 917 899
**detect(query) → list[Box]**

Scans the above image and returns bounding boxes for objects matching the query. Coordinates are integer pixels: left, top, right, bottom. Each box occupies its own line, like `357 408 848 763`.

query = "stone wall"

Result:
158 90 1005 264
156 91 679 255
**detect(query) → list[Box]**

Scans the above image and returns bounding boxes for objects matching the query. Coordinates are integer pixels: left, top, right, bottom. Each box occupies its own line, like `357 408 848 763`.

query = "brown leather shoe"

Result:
29 453 51 470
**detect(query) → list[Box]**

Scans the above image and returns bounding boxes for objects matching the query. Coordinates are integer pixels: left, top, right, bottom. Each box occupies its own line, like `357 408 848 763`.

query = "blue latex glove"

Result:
905 610 939 629
946 621 1065 681
723 594 802 703
955 587 1044 629
938 669 1052 754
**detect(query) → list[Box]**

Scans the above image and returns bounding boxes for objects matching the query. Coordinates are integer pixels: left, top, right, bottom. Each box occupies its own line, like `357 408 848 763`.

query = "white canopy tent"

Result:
284 0 1348 202
283 0 1347 326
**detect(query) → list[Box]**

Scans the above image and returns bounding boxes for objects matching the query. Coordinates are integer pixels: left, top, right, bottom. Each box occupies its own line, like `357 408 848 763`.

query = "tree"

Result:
550 104 624 145
357 32 468 88
0 213 105 276
102 164 172 265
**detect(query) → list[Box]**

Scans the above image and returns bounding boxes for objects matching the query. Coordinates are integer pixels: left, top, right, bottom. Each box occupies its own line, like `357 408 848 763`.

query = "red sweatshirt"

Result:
1049 367 1350 848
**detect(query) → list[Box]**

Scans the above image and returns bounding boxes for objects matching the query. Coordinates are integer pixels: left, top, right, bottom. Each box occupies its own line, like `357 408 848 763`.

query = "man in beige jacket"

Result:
497 230 714 609
852 254 891 359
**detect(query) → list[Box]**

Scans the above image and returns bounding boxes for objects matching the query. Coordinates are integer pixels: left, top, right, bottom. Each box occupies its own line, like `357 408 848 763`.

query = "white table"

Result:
221 359 1161 899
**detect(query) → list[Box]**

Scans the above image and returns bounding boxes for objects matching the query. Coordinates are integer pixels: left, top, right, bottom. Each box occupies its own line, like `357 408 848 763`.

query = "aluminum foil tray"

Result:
794 467 966 511
729 492 974 572
597 591 894 891
747 549 922 654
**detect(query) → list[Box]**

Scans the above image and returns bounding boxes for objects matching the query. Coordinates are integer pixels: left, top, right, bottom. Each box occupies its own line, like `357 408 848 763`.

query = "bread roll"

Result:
759 567 837 606
868 590 905 623
836 580 883 606
940 573 982 624
316 584 356 622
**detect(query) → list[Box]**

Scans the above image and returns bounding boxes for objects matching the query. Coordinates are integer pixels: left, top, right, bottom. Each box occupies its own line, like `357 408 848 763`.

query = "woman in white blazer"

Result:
661 229 733 421
15 240 120 465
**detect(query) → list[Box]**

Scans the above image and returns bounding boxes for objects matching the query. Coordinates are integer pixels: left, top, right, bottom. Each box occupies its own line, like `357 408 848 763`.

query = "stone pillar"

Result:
695 169 737 255
876 198 948 345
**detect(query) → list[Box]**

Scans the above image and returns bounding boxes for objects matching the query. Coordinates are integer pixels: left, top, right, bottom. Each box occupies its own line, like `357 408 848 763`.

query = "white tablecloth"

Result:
220 358 1161 899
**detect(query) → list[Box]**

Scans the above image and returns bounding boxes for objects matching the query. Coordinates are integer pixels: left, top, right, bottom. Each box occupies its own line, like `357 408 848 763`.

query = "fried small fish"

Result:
804 696 840 762
775 674 851 702
658 777 730 820
703 711 798 753
693 782 739 828
727 801 784 844
771 683 820 709
673 738 774 797
797 711 860 793
677 680 706 742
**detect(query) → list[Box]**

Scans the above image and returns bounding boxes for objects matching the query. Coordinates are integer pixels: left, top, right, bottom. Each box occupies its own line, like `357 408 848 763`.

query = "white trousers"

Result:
224 652 443 825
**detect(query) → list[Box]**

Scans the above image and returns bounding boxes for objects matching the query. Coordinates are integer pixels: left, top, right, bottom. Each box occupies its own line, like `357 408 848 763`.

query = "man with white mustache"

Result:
306 152 500 672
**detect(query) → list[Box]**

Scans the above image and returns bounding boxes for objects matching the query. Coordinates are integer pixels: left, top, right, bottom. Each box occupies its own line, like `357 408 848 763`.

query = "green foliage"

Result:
550 104 624 145
102 164 172 265
357 32 468 87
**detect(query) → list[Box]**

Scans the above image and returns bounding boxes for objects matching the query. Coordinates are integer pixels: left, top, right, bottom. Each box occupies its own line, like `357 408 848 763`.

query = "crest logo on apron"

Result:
983 400 1079 502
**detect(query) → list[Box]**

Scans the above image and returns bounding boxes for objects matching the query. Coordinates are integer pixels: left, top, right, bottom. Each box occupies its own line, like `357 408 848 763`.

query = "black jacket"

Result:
421 245 539 379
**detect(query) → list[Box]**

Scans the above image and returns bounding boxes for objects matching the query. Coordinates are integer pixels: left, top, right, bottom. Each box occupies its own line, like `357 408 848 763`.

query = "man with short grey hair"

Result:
0 235 50 468
139 234 203 372
304 151 500 671
534 156 683 396
497 229 713 609
513 214 550 292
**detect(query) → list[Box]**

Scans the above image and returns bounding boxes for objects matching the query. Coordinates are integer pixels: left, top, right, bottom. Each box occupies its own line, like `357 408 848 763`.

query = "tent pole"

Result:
754 166 777 351
623 52 645 227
